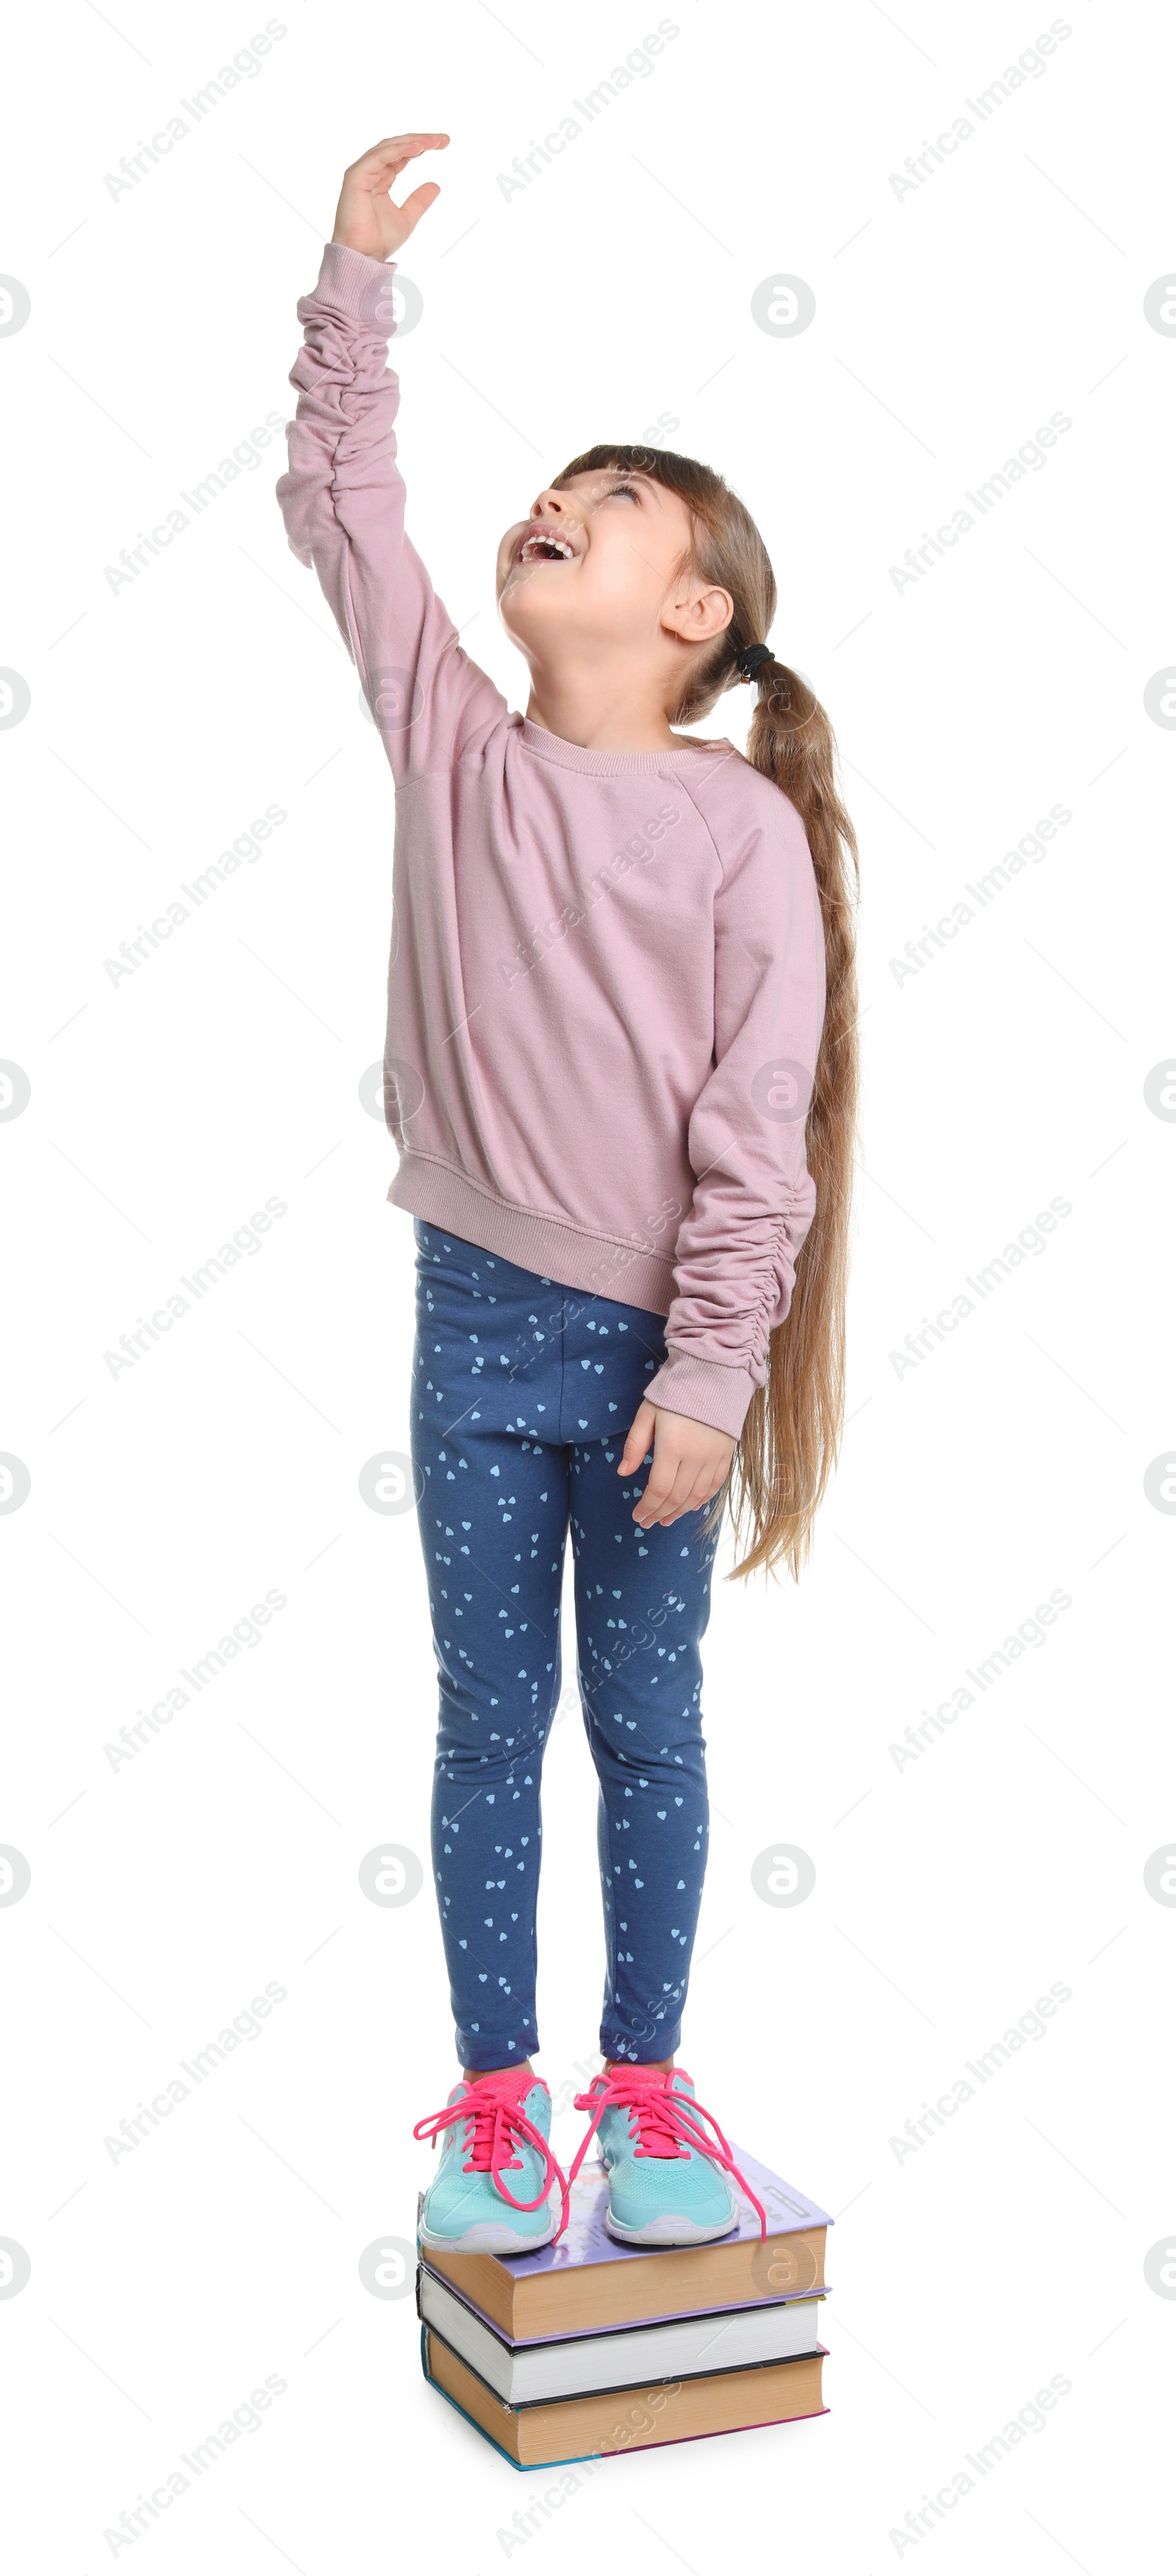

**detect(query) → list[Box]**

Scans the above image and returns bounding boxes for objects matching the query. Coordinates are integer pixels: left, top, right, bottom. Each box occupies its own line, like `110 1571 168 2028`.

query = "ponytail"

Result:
553 443 860 1579
730 656 858 1579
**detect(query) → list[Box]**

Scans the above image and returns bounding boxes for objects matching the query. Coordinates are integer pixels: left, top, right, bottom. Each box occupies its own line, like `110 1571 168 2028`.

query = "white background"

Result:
2 0 1173 2566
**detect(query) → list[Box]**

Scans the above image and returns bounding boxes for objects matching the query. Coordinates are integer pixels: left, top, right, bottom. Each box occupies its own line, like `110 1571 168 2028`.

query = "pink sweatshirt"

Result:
276 243 825 1441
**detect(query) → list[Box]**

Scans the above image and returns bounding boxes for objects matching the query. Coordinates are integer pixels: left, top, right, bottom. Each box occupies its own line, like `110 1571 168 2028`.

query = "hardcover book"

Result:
423 2332 828 2467
420 2148 831 2339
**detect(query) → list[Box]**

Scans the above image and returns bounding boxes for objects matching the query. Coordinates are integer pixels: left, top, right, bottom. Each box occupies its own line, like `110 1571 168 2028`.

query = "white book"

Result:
419 2269 825 2406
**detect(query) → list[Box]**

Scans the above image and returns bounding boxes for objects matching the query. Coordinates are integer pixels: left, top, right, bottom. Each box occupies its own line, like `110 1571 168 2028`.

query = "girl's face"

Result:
496 468 729 669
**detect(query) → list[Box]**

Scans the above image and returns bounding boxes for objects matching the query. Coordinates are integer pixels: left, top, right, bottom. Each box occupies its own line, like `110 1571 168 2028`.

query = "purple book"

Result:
420 2150 833 2344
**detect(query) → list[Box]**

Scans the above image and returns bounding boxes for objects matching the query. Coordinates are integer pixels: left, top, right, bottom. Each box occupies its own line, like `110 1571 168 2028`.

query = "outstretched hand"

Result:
618 1401 736 1530
331 133 450 262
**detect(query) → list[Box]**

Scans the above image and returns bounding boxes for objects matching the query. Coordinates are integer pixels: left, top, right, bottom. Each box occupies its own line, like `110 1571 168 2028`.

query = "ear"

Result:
662 581 734 650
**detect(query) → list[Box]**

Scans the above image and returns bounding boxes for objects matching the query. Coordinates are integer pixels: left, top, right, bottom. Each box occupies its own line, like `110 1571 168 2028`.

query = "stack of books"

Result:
417 2146 831 2465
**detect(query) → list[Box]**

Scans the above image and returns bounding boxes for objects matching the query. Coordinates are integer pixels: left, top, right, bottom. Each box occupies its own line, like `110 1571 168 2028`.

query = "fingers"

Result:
620 1405 734 1526
633 1468 688 1529
617 1401 656 1476
632 1453 721 1530
640 1478 720 1529
332 135 448 257
628 1408 735 1529
396 180 442 236
346 134 450 176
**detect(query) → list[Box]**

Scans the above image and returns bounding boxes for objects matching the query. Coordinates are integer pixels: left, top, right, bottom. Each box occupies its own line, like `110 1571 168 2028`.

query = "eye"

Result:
606 482 641 501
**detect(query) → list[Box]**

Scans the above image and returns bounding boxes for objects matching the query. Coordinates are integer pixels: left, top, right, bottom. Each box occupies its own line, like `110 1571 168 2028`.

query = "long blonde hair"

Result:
556 445 860 1582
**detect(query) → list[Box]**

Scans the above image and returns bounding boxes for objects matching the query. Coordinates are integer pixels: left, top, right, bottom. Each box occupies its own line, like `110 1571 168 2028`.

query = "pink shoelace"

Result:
560 2066 768 2239
413 2076 565 2216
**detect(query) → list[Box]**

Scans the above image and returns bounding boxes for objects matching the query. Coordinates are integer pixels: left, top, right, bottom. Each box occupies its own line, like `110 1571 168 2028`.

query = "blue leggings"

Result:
409 1221 719 2072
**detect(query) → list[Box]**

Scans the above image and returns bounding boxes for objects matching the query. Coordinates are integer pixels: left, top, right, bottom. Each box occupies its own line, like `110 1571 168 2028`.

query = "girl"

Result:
277 134 858 2255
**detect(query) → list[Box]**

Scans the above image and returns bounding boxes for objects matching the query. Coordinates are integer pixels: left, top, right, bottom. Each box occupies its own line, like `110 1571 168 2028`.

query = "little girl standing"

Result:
277 134 858 2253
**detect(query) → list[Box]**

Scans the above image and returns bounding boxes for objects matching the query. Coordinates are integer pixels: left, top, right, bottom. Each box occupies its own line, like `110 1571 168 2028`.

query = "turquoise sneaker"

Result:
567 2066 767 2247
415 2070 565 2256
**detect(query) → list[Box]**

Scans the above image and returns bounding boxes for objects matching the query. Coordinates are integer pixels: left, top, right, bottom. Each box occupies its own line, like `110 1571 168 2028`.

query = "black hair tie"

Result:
736 642 774 683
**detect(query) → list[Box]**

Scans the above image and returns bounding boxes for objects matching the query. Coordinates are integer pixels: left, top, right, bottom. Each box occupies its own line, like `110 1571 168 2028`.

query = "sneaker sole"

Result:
418 2215 559 2257
603 2209 740 2247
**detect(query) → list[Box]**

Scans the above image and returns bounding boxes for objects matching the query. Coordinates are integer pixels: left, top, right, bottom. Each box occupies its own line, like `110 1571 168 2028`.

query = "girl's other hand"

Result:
331 134 450 262
619 1401 735 1529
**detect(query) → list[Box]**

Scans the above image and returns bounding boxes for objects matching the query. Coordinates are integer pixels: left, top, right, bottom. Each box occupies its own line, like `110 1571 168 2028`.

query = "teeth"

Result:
520 529 574 562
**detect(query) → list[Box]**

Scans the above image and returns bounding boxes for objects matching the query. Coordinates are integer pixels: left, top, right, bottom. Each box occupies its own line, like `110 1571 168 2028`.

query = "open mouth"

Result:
516 527 577 565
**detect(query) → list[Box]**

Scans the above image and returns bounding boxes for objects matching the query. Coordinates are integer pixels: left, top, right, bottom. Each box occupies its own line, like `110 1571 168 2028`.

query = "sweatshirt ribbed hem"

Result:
643 1349 756 1442
310 239 398 326
387 1154 677 1318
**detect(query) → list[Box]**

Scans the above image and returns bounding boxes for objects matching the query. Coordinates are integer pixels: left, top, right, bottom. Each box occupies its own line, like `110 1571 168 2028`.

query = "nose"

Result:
529 488 570 522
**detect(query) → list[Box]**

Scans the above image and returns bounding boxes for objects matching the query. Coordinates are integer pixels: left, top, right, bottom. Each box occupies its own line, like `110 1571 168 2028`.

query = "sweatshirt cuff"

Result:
309 240 398 329
643 1349 756 1443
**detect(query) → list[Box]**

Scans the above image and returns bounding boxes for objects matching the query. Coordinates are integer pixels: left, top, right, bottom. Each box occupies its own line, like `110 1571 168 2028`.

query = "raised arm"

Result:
275 136 506 779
